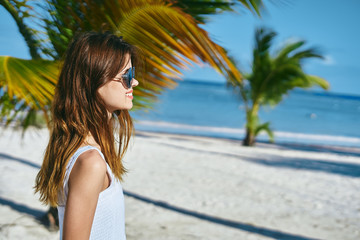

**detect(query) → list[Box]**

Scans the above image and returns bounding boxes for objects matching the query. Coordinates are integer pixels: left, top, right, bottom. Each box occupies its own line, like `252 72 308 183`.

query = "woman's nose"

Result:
132 78 139 88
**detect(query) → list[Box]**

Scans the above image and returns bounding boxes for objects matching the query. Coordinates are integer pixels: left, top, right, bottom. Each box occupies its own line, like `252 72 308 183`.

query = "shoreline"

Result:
135 129 360 155
133 120 360 149
2 120 360 149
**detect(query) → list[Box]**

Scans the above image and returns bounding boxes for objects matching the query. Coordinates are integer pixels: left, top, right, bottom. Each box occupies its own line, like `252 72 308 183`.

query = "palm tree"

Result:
0 0 265 229
1 0 266 129
228 27 330 146
0 0 267 125
0 0 59 131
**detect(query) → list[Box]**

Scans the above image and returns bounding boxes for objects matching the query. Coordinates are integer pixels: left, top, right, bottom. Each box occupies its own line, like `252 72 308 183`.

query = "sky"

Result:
0 0 359 96
182 0 360 96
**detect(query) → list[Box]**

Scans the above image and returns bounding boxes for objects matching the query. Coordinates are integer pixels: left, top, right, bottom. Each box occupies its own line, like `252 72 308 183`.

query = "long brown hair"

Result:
35 32 138 206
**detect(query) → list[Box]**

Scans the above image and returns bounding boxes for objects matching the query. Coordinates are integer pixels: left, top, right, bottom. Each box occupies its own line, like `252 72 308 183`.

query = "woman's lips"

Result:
125 90 133 99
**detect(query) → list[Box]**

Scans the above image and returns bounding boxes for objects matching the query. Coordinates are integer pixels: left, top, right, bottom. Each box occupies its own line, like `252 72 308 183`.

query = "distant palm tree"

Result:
228 27 330 146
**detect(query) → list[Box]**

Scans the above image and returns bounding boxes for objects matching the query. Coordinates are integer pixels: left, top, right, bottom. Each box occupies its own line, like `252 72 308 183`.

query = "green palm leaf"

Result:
0 56 58 109
238 0 263 16
118 3 240 76
255 121 274 143
306 75 329 90
42 0 242 108
249 28 329 106
1 0 267 127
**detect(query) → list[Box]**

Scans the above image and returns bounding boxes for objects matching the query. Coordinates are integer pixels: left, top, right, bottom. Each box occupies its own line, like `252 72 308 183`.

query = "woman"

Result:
35 32 139 239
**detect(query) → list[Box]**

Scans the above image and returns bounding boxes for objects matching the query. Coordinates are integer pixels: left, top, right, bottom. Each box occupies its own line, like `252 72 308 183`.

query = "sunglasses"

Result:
113 67 135 88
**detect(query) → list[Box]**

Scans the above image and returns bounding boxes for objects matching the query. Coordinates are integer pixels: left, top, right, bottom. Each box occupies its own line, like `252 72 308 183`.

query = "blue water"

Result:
131 80 360 147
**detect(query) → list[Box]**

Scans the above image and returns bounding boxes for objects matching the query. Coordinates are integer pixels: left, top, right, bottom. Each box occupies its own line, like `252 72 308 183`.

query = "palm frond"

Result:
304 75 330 90
248 27 330 107
1 0 266 135
118 4 240 75
291 48 324 61
274 41 305 64
254 27 276 58
0 56 58 108
41 0 242 108
255 121 274 142
167 0 235 23
0 0 43 59
238 0 264 16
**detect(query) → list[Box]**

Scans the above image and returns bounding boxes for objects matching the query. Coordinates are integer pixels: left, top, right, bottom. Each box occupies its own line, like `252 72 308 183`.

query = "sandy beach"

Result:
0 126 359 240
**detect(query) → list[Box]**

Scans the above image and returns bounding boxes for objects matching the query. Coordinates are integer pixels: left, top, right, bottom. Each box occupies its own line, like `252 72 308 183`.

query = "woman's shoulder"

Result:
75 148 106 173
68 147 107 191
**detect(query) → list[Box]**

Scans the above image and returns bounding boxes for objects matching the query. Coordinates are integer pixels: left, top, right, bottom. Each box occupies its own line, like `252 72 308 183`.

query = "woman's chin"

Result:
120 103 133 111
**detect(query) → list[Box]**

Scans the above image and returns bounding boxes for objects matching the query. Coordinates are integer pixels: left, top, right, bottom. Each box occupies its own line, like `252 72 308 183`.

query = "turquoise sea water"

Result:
131 81 360 147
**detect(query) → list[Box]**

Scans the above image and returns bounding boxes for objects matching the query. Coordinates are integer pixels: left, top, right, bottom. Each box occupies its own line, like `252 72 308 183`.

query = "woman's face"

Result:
98 56 139 113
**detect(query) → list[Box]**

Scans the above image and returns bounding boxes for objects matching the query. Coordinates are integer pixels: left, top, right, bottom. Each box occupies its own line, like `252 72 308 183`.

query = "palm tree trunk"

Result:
243 127 255 146
242 103 259 146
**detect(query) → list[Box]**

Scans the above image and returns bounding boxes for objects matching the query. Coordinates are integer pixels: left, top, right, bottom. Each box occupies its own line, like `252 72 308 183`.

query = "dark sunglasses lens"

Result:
131 67 135 79
127 67 135 88
121 67 135 88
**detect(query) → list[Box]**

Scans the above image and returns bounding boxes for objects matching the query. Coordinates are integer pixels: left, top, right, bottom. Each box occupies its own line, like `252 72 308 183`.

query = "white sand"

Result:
0 127 359 240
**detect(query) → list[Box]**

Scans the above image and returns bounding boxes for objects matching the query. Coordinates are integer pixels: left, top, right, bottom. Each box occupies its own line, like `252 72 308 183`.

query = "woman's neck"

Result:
81 133 101 150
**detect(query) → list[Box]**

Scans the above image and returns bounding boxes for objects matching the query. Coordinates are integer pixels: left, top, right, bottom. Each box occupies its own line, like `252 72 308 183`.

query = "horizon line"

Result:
180 78 360 99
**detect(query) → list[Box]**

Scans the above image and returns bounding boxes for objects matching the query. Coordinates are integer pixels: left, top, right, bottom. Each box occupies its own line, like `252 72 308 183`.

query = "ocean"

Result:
131 80 360 148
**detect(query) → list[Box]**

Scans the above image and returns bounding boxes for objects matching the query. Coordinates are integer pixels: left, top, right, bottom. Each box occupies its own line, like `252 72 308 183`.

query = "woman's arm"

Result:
62 150 107 240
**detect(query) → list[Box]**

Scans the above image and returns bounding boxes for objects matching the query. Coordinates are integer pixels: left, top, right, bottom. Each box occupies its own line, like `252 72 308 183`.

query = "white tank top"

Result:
57 145 126 240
